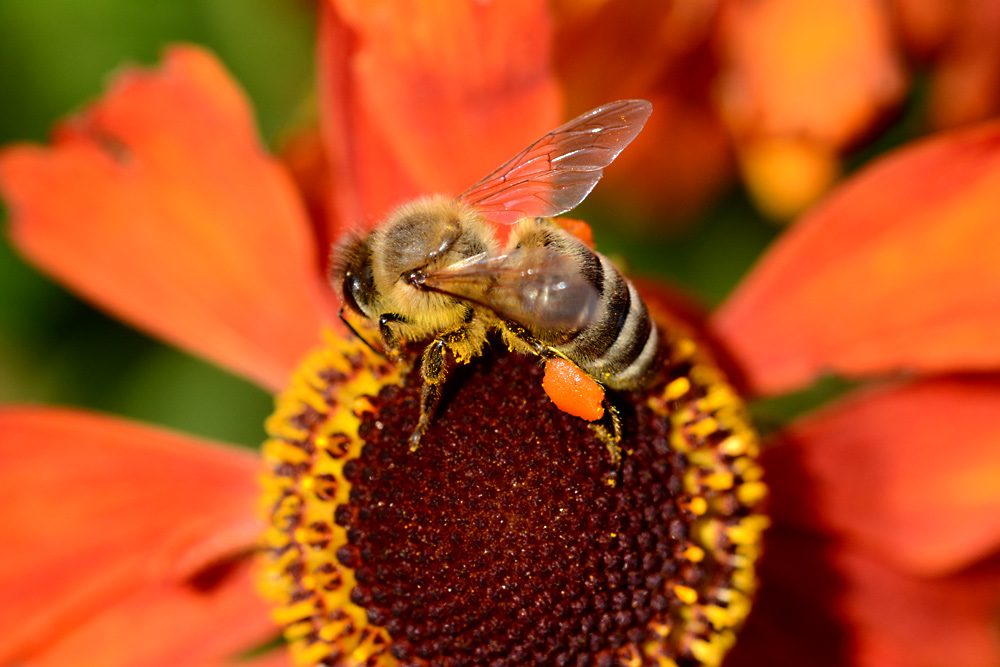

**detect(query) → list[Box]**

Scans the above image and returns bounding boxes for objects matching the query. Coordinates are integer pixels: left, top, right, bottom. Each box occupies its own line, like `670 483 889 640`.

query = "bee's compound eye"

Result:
342 274 363 314
343 263 376 317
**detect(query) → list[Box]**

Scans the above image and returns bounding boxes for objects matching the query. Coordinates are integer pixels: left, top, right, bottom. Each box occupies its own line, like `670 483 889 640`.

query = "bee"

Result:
332 100 658 463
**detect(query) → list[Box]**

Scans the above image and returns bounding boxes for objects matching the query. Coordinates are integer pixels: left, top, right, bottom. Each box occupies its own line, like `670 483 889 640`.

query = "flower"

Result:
554 0 1000 222
3 2 1000 666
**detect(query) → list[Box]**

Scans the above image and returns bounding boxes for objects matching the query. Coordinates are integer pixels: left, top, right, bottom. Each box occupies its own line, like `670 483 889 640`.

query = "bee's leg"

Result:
503 320 623 467
589 400 623 468
501 321 571 362
377 312 408 361
409 327 468 451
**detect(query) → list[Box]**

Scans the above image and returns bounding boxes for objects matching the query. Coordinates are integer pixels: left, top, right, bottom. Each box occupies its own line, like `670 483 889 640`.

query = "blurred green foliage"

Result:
0 0 315 448
0 0 315 145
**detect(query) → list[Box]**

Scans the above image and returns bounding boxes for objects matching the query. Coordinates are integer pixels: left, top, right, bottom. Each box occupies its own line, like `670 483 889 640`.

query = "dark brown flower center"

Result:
259 322 767 667
339 353 685 665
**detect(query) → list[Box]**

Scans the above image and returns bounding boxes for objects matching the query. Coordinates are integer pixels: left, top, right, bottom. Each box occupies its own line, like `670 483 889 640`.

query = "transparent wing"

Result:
416 247 603 331
457 99 652 226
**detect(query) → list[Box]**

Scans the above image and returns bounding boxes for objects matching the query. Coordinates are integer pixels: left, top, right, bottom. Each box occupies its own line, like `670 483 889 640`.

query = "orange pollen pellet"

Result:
542 358 605 422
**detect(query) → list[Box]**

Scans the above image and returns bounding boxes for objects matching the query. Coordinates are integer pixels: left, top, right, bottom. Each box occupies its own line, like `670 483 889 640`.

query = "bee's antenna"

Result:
339 307 387 359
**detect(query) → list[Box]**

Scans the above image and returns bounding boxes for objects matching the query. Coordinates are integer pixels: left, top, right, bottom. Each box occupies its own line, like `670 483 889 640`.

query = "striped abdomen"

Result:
516 219 659 390
557 248 658 389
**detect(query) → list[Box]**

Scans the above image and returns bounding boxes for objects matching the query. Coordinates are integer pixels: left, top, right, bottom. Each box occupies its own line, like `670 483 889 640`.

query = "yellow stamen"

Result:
664 376 691 400
673 585 699 605
683 545 706 563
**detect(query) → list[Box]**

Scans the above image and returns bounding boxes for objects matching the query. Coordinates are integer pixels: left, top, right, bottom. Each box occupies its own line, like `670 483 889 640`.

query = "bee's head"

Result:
330 231 378 319
380 198 493 303
377 197 474 278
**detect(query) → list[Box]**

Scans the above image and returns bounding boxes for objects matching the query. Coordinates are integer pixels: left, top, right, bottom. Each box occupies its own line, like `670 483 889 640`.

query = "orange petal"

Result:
553 0 732 223
28 558 275 667
836 548 1000 667
717 0 906 148
765 378 1000 577
542 358 605 422
887 0 958 61
712 121 1000 395
0 46 335 392
277 124 339 254
0 407 266 663
730 526 1000 667
319 0 561 227
553 0 716 98
925 0 1000 130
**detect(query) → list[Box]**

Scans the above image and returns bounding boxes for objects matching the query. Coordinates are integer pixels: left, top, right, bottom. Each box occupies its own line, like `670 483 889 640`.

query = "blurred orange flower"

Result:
551 0 1000 222
3 1 1000 666
551 0 733 224
714 0 1000 220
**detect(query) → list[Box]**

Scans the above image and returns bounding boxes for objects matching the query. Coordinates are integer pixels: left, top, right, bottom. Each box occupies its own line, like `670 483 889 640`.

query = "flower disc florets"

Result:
259 317 767 667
